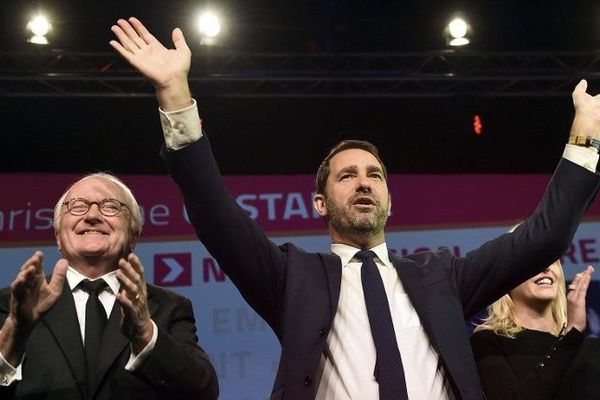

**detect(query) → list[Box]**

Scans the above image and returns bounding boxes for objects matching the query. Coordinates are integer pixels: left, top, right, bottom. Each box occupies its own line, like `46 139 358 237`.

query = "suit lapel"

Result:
319 252 342 324
41 281 87 397
390 254 436 349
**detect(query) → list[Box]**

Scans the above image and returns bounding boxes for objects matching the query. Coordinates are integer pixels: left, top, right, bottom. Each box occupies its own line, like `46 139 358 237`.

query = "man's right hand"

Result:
110 17 193 112
0 252 67 366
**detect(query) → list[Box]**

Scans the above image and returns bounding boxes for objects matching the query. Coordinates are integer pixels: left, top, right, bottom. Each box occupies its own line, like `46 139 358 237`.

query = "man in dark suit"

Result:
0 173 218 400
111 17 600 400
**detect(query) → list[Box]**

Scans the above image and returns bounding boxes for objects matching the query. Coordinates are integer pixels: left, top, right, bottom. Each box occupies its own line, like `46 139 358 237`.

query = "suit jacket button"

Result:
319 327 328 336
304 375 312 387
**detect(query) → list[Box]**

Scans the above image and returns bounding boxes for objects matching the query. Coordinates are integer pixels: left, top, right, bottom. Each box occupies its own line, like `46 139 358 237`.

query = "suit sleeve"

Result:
470 330 584 400
129 295 218 400
161 137 288 332
454 159 600 318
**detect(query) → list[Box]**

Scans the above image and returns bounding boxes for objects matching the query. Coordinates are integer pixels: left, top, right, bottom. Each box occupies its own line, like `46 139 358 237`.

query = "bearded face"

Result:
324 189 389 238
315 148 391 245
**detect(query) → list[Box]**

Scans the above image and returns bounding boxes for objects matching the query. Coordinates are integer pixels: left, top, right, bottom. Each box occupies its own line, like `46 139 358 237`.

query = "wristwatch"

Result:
568 134 600 152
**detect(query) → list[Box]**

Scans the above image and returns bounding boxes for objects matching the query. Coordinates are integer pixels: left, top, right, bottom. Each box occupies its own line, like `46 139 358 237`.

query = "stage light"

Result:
446 16 471 47
197 10 221 45
27 15 51 45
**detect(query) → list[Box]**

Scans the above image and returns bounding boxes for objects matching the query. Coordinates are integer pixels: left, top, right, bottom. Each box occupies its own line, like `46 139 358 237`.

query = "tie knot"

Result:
79 279 108 295
355 250 376 262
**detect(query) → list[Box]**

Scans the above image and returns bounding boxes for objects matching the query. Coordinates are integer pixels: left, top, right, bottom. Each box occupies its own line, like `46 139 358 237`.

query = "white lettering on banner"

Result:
184 191 320 223
0 204 54 232
236 192 320 221
212 307 269 334
237 194 258 219
283 192 309 220
149 204 170 226
0 202 177 234
259 193 283 220
562 238 600 264
137 204 171 226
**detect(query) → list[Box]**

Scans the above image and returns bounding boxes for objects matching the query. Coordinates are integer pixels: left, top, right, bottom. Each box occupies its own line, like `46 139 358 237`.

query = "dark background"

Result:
1 0 599 175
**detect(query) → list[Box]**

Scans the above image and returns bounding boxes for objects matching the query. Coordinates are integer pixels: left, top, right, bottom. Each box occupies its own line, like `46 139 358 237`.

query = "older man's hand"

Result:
116 253 154 355
0 252 67 366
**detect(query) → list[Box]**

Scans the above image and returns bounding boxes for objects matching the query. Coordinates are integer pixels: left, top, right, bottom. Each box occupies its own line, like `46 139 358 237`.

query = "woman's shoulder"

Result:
470 329 508 356
471 328 554 350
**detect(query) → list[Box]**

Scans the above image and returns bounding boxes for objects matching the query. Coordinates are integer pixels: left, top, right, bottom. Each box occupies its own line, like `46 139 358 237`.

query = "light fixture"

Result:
27 15 51 45
445 16 471 47
197 10 221 45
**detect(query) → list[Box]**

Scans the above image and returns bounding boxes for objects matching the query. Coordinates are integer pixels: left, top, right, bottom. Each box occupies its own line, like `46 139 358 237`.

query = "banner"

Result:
1 172 599 399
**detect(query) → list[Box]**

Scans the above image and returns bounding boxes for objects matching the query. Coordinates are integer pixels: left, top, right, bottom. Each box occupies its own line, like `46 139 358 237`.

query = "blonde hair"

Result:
474 260 568 338
53 173 142 241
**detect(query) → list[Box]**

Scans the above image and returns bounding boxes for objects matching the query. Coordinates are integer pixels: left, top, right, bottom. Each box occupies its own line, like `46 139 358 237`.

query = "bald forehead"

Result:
65 176 126 201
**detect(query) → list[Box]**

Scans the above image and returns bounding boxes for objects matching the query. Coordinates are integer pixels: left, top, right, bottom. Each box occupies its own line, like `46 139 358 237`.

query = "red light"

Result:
473 114 482 135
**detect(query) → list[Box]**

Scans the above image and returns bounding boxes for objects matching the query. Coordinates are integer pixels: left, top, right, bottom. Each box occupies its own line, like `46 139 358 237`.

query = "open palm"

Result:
110 17 191 90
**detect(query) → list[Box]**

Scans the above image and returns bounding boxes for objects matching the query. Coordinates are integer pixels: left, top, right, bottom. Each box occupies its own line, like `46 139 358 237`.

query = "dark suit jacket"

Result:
0 281 218 400
163 137 600 400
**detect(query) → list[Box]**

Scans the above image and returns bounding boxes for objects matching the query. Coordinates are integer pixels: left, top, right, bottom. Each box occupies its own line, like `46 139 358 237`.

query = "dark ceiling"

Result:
1 1 599 175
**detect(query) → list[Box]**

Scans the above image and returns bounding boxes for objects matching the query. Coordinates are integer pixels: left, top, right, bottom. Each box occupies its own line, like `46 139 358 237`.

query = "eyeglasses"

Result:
62 198 131 217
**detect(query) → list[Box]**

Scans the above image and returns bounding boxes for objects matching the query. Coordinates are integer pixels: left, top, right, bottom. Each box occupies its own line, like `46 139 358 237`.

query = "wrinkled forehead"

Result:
65 176 126 202
328 148 384 174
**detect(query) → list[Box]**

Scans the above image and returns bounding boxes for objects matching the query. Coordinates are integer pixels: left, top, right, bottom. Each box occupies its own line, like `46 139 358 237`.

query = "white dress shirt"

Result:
315 243 453 400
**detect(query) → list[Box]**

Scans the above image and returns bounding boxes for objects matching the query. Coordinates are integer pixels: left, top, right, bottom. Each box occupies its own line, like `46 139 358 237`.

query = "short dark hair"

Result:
315 140 387 195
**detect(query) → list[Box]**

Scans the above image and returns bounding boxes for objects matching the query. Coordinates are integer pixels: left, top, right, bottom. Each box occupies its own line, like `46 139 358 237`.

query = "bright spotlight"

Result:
28 15 51 36
27 15 51 45
445 16 471 47
448 18 467 39
197 11 221 38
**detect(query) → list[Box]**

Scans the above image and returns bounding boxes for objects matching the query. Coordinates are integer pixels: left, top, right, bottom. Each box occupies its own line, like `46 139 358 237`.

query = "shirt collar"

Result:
331 242 391 267
67 266 120 295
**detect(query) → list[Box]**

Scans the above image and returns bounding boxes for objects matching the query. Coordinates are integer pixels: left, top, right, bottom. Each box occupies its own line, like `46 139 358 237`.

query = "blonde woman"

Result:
471 261 598 400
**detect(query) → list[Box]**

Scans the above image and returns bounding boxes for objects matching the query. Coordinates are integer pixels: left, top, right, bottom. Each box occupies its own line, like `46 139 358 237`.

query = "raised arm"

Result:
110 17 192 111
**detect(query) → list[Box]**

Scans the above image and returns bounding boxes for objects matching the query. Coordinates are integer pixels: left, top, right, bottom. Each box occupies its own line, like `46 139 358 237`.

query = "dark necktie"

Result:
79 278 108 390
356 250 409 400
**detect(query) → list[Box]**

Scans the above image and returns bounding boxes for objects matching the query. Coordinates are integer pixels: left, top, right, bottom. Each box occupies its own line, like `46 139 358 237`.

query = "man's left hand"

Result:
116 253 153 355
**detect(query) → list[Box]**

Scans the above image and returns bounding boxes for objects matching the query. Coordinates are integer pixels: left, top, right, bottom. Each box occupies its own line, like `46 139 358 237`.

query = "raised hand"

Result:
10 252 68 331
115 253 153 355
0 252 68 366
571 80 600 139
110 17 192 111
566 265 594 333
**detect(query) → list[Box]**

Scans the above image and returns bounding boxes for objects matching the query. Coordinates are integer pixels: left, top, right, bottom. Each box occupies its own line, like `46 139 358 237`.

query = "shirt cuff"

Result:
159 99 203 151
124 320 158 371
0 349 22 386
563 144 599 172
